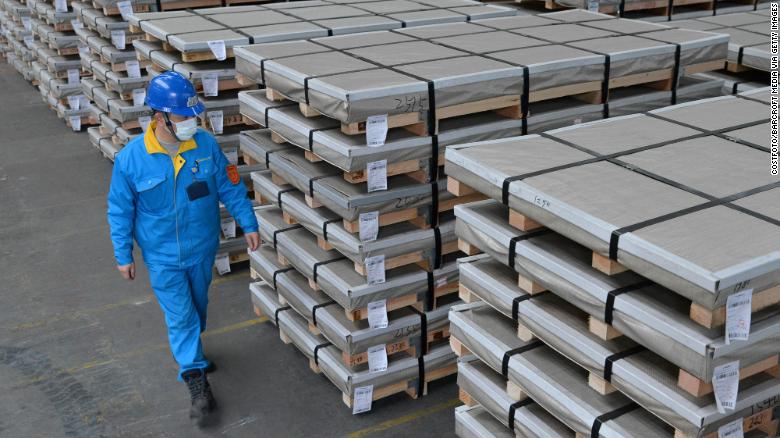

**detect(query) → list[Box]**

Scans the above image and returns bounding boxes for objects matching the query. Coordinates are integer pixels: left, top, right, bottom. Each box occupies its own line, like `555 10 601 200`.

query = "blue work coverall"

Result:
107 121 258 378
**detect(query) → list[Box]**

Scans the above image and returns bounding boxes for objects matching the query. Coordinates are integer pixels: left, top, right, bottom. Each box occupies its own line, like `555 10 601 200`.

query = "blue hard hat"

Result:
145 71 204 117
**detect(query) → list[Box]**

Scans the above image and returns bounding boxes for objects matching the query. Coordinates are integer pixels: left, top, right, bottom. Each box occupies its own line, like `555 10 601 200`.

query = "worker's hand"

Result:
117 263 135 280
245 232 260 252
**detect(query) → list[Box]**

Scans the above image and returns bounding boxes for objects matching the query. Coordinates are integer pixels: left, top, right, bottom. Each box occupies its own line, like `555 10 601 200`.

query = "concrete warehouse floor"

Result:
0 62 459 437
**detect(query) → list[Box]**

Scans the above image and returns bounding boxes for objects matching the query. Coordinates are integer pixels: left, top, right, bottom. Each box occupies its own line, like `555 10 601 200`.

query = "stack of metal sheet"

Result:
243 122 462 412
672 9 771 72
69 0 155 145
0 0 35 79
445 88 779 437
547 0 768 21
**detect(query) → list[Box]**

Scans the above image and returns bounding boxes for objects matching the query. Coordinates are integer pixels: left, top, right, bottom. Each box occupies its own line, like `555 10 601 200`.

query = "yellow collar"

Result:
144 119 198 178
144 119 197 156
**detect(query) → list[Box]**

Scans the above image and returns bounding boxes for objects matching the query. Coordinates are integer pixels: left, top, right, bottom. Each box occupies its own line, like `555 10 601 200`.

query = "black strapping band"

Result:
602 54 611 119
671 44 681 105
312 256 347 284
591 403 639 438
508 398 534 431
416 356 425 397
429 180 440 228
410 307 429 355
276 187 295 208
508 229 551 268
433 226 442 270
521 66 529 135
272 267 294 290
322 218 341 241
425 272 435 312
308 172 340 198
502 341 543 378
512 291 550 323
307 127 333 152
314 341 332 366
603 345 646 382
273 305 291 326
272 224 302 249
311 300 337 326
604 280 653 325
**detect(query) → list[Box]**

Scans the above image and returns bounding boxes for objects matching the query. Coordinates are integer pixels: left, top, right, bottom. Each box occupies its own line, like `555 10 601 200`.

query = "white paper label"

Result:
70 19 82 30
125 60 141 78
352 385 373 415
67 68 80 85
366 160 387 193
358 211 379 242
207 40 226 61
208 110 224 134
67 95 80 110
202 72 218 97
220 218 236 239
725 289 752 344
587 0 599 12
22 17 31 31
111 30 125 50
54 0 68 13
366 114 388 147
713 361 740 413
132 88 145 107
717 418 743 438
138 115 152 132
215 253 230 275
24 35 34 48
367 344 388 374
367 299 388 329
226 149 238 165
365 255 385 285
117 1 133 21
69 116 81 131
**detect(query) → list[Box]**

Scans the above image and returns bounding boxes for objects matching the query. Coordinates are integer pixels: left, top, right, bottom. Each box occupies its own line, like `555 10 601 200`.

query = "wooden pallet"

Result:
142 32 234 62
96 2 149 16
314 323 450 368
264 87 522 137
144 59 253 94
546 0 714 15
262 167 485 238
340 361 458 408
274 247 461 318
102 56 151 73
449 177 780 330
455 334 778 438
199 112 245 132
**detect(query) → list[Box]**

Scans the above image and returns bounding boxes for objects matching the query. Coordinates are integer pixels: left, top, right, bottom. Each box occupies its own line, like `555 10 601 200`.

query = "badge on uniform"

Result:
187 181 210 201
226 164 240 185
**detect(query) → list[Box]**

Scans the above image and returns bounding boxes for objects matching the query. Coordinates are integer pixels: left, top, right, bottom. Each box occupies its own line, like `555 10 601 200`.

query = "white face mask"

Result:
172 117 198 141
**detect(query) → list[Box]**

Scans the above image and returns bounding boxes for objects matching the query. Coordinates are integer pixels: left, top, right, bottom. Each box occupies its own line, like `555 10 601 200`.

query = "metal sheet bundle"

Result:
446 91 777 311
446 88 779 438
672 10 771 72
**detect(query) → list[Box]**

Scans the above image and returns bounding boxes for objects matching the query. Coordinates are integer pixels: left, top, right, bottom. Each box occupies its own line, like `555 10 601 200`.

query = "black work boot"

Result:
182 369 217 426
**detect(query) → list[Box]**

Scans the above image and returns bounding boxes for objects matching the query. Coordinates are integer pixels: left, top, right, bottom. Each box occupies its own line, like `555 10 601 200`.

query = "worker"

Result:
106 71 259 426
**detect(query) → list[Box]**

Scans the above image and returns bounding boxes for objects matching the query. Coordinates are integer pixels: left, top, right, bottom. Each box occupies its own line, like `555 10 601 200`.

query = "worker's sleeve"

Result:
213 142 259 233
107 160 136 266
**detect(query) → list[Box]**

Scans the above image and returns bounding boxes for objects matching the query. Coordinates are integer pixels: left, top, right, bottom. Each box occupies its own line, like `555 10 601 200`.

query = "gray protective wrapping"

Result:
235 10 725 125
446 93 777 309
239 88 525 172
131 1 515 53
250 168 457 267
457 357 571 438
451 301 780 437
248 229 454 313
454 404 515 438
449 302 672 436
455 200 780 382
